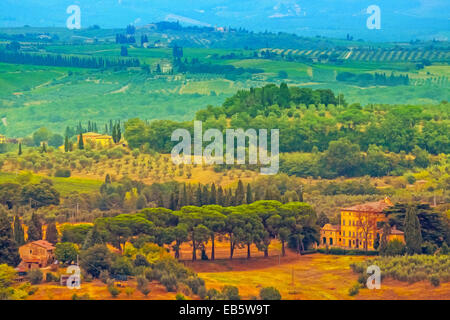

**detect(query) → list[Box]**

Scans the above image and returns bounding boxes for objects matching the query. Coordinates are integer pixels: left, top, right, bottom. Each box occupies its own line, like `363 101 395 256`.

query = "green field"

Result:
0 27 449 138
0 171 102 196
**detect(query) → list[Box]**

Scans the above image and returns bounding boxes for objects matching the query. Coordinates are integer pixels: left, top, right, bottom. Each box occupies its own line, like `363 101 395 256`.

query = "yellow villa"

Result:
78 132 114 147
320 198 405 250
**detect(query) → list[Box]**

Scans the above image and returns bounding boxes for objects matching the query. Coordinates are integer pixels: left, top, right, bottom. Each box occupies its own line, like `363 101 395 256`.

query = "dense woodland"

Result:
0 47 140 69
124 84 448 178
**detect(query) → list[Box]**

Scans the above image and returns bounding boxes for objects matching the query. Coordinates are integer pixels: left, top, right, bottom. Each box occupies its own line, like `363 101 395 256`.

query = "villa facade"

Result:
320 198 405 250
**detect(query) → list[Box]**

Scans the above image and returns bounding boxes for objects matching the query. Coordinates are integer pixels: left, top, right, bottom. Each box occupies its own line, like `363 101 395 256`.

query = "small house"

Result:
18 240 55 270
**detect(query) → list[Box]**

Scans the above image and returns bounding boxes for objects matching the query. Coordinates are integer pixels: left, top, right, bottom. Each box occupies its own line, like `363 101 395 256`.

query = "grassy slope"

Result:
0 172 102 196
196 252 450 300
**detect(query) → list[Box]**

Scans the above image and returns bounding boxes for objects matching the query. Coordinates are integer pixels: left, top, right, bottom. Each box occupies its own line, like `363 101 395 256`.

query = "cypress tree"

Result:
186 184 193 206
264 187 271 201
246 183 253 204
209 183 217 205
178 184 187 209
82 225 103 250
196 184 203 206
18 142 22 155
45 221 58 244
0 209 20 266
298 185 304 202
41 142 47 153
217 186 224 206
226 189 234 207
13 214 25 246
64 136 69 152
78 133 84 150
235 180 245 205
27 212 43 241
117 123 122 142
202 185 209 205
404 205 423 254
379 223 390 256
112 124 117 143
169 192 176 210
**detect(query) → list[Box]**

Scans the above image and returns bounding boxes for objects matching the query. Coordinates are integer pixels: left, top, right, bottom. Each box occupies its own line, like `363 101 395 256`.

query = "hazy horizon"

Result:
0 0 449 42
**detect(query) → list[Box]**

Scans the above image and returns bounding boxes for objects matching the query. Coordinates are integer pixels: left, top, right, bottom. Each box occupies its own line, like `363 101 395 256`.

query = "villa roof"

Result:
22 258 41 263
29 240 55 250
341 198 393 213
322 223 340 231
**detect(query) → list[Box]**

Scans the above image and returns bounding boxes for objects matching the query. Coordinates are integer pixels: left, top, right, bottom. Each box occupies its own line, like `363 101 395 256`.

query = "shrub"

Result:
440 243 450 255
72 293 91 300
383 240 406 256
27 269 43 285
421 242 438 255
183 276 205 295
125 287 135 297
45 272 57 283
27 286 39 295
160 274 178 292
146 269 163 282
99 270 110 284
222 285 240 300
206 288 224 300
54 168 71 178
134 254 150 267
259 287 282 300
430 275 440 287
137 276 150 296
348 283 360 296
357 274 367 285
108 285 121 298
176 293 186 300
317 248 378 256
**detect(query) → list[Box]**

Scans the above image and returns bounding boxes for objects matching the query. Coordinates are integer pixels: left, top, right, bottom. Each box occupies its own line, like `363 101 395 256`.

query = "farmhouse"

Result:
78 132 113 147
18 240 56 270
320 198 404 250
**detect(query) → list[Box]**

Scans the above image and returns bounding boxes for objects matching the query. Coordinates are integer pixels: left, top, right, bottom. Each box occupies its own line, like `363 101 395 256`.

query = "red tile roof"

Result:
31 240 55 250
341 198 393 213
322 223 340 231
22 258 41 263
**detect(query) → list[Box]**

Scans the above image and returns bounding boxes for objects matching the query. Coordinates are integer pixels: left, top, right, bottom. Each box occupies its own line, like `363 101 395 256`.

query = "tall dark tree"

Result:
27 212 43 241
235 180 245 205
217 186 224 206
202 185 210 205
18 143 22 155
404 205 423 254
0 209 20 266
78 133 84 150
82 225 104 250
246 183 253 204
379 223 390 256
13 214 25 246
45 221 59 244
64 136 70 152
196 184 203 206
209 183 217 205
